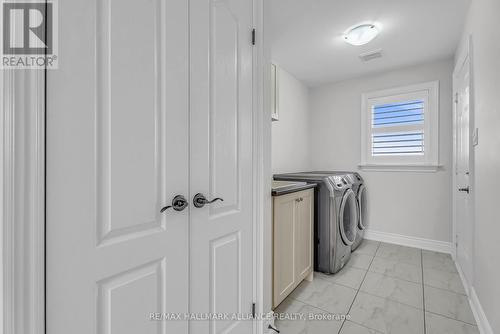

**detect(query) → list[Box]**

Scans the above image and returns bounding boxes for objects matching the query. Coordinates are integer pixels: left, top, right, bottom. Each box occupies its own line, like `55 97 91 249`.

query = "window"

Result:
360 81 439 170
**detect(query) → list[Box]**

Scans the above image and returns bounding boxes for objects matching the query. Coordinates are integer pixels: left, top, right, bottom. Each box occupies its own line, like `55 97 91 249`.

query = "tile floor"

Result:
274 240 479 334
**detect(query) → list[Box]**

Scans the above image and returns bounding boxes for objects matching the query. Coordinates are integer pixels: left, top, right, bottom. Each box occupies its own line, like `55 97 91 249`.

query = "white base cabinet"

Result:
272 189 314 308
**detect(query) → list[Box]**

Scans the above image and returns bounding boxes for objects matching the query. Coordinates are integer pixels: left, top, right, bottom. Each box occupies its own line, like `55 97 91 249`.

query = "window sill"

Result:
358 164 443 172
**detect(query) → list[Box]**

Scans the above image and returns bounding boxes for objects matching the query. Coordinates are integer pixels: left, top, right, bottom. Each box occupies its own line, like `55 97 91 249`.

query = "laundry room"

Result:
267 0 499 333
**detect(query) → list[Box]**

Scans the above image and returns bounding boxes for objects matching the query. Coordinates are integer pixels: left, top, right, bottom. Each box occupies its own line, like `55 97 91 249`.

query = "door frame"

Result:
1 0 268 333
252 0 273 332
452 35 475 292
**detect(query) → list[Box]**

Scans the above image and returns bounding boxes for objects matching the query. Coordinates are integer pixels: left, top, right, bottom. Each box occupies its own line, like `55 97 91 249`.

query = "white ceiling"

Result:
269 0 470 86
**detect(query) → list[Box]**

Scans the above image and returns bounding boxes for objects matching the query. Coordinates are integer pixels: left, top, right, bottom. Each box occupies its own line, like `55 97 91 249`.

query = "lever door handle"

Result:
161 195 188 213
193 193 224 208
458 186 470 193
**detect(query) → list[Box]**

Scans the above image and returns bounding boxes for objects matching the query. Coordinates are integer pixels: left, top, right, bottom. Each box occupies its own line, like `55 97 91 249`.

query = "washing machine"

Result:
273 173 358 274
308 172 367 251
351 175 366 251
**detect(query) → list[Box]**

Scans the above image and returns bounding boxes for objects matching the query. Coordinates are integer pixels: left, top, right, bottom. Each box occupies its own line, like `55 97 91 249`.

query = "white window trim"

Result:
360 81 440 171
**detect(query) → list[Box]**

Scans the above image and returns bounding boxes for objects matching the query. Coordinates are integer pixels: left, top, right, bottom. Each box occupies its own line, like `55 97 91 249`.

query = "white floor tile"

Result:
316 266 367 290
423 267 466 295
422 250 457 273
289 278 357 315
425 312 479 334
369 257 422 283
375 243 421 265
354 240 380 256
274 298 344 334
273 242 477 334
341 320 383 334
346 253 374 270
424 286 476 325
349 292 424 334
360 272 423 309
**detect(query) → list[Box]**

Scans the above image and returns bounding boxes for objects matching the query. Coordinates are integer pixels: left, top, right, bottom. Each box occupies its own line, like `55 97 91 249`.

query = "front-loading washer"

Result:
352 180 367 251
273 173 358 274
305 172 367 251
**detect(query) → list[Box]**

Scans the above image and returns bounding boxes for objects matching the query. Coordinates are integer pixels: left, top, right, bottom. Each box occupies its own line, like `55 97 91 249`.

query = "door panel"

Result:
210 1 241 214
190 0 254 332
96 0 163 244
47 0 189 333
210 233 242 334
97 259 166 334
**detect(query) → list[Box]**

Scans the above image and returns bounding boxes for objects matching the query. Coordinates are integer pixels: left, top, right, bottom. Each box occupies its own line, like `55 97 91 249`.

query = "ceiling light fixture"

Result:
343 23 380 46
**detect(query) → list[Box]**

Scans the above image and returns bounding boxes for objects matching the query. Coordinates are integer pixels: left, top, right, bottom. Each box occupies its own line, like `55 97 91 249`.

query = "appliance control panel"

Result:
329 176 347 189
344 173 361 184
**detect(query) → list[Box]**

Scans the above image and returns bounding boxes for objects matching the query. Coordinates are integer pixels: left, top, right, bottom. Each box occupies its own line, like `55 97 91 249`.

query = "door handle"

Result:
161 195 188 213
458 186 470 193
193 193 224 208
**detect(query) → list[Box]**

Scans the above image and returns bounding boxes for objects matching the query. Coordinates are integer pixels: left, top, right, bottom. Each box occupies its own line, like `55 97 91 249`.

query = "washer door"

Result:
357 185 367 230
339 189 358 246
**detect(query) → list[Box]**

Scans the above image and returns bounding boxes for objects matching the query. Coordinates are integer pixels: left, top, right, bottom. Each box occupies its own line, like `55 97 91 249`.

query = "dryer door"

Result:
339 189 358 246
357 184 367 230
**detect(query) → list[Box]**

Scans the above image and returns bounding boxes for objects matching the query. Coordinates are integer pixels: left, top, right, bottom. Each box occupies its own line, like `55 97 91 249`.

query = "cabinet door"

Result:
273 193 297 307
295 190 314 281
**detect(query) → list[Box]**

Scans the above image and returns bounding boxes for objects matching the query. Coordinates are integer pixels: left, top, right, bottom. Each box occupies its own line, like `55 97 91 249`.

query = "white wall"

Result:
456 0 500 332
309 59 454 243
272 68 310 173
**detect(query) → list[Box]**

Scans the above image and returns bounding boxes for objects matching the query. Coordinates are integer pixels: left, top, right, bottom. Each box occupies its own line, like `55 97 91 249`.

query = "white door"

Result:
47 0 255 333
190 0 254 333
454 56 473 284
47 0 190 333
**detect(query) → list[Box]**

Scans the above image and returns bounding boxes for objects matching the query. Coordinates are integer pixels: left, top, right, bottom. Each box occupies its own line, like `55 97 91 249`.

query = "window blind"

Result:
371 100 425 156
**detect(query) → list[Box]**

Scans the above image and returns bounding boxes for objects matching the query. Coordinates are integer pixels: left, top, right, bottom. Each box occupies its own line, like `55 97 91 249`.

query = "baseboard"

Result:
364 229 453 254
454 260 494 334
469 288 494 334
454 259 470 296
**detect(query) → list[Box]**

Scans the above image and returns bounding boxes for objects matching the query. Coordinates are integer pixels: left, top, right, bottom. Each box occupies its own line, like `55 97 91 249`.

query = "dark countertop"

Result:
271 181 317 197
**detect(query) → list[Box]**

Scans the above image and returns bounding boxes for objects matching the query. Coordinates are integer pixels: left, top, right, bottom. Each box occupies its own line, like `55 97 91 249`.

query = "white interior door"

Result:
189 0 254 333
454 56 473 285
46 0 190 333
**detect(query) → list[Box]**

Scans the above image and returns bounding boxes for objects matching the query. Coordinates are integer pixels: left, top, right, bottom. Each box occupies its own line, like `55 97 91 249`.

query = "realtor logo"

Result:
1 0 58 69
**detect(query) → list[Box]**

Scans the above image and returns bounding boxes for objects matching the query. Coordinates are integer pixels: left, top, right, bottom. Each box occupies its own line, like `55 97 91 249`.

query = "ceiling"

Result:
269 0 470 86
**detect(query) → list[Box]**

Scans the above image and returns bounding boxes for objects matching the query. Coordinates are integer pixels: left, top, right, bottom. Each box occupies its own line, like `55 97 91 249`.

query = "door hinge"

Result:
251 302 256 318
252 28 256 45
454 92 459 104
